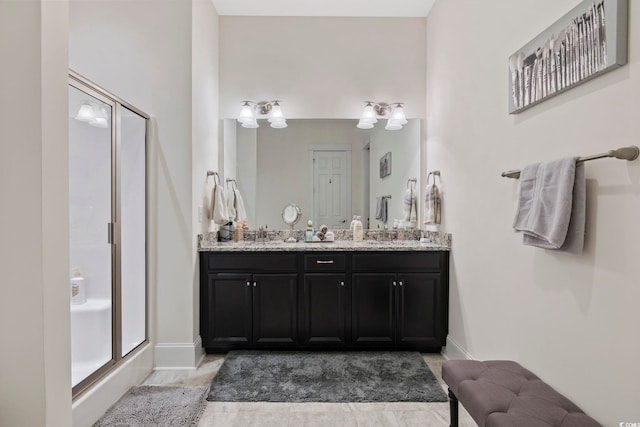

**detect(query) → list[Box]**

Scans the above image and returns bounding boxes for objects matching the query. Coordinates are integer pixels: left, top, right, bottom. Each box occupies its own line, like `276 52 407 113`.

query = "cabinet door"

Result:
397 273 442 348
253 274 298 346
202 273 252 348
351 273 395 346
302 274 346 347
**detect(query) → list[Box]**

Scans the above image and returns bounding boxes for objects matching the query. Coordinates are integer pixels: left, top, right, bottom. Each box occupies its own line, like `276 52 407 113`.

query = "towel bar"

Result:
501 145 639 179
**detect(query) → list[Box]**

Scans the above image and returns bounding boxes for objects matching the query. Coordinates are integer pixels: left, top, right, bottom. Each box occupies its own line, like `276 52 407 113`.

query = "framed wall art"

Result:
509 0 628 114
379 152 392 178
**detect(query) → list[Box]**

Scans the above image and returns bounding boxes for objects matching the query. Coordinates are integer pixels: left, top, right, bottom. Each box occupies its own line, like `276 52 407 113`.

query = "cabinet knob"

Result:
392 281 397 287
340 281 345 287
253 282 257 287
246 281 251 287
399 281 404 287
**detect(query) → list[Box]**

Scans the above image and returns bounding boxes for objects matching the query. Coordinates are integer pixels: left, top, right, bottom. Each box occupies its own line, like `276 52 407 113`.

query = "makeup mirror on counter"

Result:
221 119 421 230
282 203 302 242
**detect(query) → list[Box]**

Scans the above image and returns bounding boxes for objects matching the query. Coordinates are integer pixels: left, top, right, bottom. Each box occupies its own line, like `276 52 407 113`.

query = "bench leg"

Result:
448 388 459 427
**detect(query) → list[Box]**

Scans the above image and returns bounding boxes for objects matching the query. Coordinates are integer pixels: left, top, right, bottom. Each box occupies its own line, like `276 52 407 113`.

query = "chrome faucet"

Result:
255 225 269 242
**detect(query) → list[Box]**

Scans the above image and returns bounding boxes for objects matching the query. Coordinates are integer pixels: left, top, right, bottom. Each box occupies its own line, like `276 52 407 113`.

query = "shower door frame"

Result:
69 70 150 399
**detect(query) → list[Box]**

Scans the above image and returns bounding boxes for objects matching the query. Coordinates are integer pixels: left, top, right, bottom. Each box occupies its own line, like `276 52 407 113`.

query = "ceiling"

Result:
211 0 436 17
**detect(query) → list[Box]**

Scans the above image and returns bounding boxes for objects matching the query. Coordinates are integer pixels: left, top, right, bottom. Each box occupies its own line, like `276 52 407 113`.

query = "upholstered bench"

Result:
442 360 601 427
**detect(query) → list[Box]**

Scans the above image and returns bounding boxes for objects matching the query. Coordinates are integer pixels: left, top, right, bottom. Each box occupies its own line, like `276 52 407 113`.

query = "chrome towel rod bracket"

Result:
501 146 639 179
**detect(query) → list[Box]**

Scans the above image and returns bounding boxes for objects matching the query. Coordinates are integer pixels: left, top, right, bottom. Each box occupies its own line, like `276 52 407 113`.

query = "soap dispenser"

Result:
305 220 314 242
353 216 363 242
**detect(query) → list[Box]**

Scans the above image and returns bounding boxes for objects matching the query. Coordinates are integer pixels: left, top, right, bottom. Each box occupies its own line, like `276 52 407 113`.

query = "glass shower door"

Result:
68 85 114 388
120 106 147 356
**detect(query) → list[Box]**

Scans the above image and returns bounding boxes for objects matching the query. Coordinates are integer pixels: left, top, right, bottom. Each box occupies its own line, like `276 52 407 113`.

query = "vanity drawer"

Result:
304 253 346 271
352 252 441 272
206 253 297 272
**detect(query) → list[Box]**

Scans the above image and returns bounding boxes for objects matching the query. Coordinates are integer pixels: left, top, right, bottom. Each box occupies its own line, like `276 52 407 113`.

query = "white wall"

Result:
70 0 194 366
219 17 426 119
192 0 219 354
0 1 71 426
369 120 421 229
426 1 640 425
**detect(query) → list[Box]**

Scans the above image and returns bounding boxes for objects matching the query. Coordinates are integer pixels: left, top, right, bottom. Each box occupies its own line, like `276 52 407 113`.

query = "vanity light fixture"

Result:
357 101 407 130
237 100 287 129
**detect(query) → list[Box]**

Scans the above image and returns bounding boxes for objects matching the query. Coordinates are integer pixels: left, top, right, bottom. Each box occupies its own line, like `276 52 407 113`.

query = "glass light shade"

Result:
270 119 287 129
241 118 259 128
390 105 408 125
360 104 378 124
89 117 109 128
268 103 285 123
385 119 403 130
238 103 254 123
357 120 374 130
75 102 94 122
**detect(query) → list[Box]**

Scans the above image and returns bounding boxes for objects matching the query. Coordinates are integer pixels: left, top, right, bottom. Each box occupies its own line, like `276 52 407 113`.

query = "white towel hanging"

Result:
208 173 230 225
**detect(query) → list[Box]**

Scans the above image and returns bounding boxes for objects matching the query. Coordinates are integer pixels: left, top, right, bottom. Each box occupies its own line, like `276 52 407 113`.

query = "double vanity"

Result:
198 235 451 353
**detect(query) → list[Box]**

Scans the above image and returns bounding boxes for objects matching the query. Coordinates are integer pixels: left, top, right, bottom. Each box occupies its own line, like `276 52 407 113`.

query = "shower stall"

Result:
68 72 149 397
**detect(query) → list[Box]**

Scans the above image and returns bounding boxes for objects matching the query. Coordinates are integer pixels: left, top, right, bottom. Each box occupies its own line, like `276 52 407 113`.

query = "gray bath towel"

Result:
375 196 388 223
513 157 585 254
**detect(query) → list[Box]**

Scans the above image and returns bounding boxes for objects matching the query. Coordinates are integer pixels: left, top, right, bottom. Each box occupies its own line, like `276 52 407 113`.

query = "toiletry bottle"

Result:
350 216 356 230
70 268 86 305
305 220 314 242
353 216 363 242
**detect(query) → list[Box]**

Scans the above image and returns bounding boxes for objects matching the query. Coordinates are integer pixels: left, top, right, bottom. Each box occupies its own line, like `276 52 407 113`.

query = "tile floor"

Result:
142 353 477 427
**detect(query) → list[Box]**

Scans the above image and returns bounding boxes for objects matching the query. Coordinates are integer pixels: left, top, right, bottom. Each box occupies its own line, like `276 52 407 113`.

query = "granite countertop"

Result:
198 230 451 252
198 240 449 252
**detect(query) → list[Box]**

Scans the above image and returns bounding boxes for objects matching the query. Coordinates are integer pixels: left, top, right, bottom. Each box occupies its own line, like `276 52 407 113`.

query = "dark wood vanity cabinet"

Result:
301 253 349 347
351 272 443 349
201 253 298 351
200 250 448 353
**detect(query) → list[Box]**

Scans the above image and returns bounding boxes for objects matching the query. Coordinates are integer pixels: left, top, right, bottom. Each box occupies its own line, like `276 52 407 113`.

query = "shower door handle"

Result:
107 222 113 244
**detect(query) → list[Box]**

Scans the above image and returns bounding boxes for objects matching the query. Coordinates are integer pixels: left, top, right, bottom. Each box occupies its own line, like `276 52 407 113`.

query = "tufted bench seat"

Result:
442 360 601 427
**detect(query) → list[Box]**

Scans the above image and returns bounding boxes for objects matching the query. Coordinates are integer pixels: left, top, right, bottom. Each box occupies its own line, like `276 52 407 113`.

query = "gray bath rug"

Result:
206 350 447 403
93 386 207 427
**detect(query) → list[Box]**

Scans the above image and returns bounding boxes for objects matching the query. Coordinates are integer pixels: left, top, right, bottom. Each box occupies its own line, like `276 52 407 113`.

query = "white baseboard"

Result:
442 335 474 361
72 344 153 427
154 336 204 370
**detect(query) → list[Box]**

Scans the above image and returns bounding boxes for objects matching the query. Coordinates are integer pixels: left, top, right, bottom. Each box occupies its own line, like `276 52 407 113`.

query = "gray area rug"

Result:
207 350 448 403
93 386 207 427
